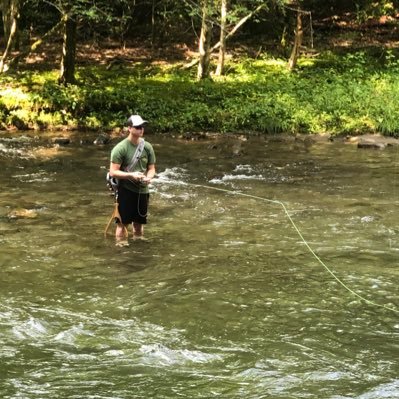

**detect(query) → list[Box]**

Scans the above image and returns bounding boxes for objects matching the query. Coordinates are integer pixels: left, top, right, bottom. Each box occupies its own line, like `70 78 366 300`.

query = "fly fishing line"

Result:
164 180 398 314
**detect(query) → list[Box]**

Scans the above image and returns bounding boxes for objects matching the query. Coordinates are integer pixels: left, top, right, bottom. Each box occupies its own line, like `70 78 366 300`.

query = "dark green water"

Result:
0 132 398 398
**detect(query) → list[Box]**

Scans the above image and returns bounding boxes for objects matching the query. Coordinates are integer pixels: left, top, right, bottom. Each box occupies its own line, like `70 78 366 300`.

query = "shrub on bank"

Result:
0 50 398 136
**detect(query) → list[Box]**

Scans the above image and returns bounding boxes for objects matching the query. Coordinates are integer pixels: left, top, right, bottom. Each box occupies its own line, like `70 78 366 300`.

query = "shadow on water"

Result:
0 131 398 398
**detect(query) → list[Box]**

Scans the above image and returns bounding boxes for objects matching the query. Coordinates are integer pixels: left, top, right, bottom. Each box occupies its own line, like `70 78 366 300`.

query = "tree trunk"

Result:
1 0 12 38
197 0 212 80
151 0 155 48
185 3 266 70
215 0 227 76
288 10 303 71
0 0 19 73
59 13 77 85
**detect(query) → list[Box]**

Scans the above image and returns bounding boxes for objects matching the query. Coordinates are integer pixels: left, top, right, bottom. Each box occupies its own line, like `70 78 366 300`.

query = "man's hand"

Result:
130 171 145 181
141 176 152 184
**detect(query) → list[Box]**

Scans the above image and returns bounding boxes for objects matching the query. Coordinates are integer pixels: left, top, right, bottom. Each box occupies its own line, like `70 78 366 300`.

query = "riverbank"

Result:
1 129 398 155
1 33 399 136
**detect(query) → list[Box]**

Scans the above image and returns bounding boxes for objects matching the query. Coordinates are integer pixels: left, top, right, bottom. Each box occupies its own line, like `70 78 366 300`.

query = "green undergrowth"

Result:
1 48 399 136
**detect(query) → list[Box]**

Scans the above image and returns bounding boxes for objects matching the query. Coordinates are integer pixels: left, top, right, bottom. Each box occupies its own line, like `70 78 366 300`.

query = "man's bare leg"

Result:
115 223 128 239
133 222 144 237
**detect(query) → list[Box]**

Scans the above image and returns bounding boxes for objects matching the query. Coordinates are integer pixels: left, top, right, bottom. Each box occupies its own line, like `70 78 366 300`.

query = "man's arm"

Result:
109 162 144 181
142 164 156 184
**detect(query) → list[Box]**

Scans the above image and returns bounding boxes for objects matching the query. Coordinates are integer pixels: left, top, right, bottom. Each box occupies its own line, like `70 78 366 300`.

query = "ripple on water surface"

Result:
1 135 399 398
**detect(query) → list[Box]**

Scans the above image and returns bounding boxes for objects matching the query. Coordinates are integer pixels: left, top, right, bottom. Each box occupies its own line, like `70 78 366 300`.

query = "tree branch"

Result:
5 19 64 71
183 3 267 69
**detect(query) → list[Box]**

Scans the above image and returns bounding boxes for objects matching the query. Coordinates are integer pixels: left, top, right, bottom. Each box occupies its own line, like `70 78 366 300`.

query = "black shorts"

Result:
118 185 149 225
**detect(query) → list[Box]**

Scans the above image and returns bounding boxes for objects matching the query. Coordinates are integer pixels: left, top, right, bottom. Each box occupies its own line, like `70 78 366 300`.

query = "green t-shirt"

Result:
110 138 156 194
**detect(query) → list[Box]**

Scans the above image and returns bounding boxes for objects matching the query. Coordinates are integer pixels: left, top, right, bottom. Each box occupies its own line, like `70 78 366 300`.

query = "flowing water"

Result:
0 131 398 399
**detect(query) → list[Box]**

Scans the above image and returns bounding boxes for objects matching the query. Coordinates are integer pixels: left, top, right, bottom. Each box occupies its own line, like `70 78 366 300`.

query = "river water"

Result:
0 132 398 398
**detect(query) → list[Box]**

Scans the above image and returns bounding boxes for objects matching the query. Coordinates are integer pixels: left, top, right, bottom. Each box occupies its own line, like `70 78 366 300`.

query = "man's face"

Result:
130 125 144 137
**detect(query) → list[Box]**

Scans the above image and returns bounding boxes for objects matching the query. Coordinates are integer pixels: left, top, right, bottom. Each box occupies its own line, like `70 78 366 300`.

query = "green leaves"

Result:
1 47 399 136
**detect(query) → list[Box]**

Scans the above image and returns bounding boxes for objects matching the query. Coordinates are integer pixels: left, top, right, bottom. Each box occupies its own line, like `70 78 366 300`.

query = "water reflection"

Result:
0 131 398 398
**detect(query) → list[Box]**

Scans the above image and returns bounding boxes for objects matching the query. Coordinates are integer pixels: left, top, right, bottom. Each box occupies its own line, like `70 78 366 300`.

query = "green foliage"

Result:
355 0 398 22
1 47 399 136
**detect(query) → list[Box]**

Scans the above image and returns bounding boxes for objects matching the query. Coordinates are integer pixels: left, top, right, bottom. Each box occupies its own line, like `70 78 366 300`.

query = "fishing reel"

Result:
106 172 119 194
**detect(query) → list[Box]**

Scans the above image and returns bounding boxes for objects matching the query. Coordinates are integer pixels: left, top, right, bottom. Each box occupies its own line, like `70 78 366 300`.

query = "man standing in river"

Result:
109 114 156 240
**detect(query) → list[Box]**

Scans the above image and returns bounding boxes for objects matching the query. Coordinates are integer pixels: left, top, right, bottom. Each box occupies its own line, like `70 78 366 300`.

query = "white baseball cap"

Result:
127 114 148 127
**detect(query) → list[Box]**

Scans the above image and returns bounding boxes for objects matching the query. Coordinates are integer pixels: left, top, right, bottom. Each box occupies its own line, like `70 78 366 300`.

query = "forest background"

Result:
0 0 399 136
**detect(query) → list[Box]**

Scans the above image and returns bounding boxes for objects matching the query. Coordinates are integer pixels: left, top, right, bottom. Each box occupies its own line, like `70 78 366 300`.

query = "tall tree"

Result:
46 1 77 85
288 3 303 70
1 0 118 80
0 0 20 72
1 0 18 39
215 0 227 76
59 9 76 84
197 0 213 80
186 1 269 71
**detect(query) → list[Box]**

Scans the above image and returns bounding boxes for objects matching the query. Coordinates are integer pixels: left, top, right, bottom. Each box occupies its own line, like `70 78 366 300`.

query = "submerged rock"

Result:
8 209 38 219
345 134 398 149
93 133 111 145
357 141 386 149
53 137 71 145
180 132 209 140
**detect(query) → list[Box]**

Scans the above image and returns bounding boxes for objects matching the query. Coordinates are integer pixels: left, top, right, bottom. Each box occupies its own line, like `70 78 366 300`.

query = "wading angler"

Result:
107 115 156 240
